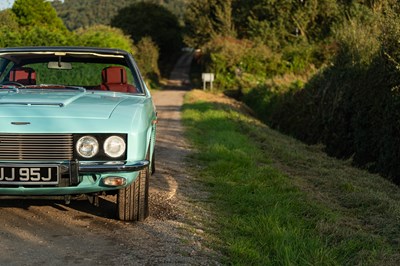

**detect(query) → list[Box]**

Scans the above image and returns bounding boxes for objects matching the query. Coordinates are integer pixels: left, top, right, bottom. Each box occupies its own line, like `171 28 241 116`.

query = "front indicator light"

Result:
103 176 126 187
104 136 126 158
76 136 99 158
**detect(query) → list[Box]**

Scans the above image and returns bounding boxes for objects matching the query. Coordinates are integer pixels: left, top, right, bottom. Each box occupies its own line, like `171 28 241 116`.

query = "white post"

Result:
202 73 214 91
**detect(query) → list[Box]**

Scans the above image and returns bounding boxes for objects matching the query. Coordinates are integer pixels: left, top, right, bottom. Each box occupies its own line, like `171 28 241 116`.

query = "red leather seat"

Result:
100 66 137 93
9 67 36 85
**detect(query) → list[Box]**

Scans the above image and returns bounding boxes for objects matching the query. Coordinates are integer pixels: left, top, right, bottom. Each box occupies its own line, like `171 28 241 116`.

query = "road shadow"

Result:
163 52 193 91
0 196 117 219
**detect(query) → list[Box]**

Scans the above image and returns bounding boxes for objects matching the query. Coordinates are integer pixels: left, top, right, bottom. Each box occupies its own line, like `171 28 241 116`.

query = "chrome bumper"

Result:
78 160 149 173
0 160 150 195
0 160 150 174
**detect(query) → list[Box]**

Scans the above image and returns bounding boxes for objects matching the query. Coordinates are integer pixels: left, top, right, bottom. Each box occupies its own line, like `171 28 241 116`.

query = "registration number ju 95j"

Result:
0 165 59 185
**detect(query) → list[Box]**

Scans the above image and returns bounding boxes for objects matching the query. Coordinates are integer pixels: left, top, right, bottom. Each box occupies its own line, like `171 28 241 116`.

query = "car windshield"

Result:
0 51 143 94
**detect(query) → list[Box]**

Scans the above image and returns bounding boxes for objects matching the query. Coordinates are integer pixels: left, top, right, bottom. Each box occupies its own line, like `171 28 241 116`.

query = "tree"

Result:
231 0 340 48
184 0 236 48
12 0 66 31
52 0 139 30
52 0 188 31
111 2 182 58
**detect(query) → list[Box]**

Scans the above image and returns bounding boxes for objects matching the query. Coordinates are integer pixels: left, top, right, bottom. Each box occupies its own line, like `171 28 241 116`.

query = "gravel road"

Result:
0 53 220 265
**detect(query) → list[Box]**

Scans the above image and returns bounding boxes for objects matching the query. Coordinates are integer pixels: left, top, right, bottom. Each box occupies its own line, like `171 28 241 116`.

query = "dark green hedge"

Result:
251 53 400 184
239 9 400 184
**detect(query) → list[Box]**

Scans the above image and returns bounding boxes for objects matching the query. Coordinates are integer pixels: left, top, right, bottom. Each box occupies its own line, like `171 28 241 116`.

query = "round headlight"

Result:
104 136 126 158
76 136 99 158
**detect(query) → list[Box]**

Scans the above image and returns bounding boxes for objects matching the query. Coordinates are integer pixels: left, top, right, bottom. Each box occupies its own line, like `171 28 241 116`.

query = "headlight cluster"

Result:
104 136 126 158
76 135 126 159
76 136 99 158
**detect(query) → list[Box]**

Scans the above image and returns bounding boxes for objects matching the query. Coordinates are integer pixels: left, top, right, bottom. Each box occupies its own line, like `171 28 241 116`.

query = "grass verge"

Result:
182 89 400 265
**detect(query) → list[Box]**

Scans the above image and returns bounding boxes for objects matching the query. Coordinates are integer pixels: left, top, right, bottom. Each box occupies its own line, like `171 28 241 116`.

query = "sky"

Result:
0 0 15 10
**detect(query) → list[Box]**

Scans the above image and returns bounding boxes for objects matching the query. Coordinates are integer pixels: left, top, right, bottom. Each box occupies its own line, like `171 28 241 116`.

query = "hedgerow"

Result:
245 7 400 184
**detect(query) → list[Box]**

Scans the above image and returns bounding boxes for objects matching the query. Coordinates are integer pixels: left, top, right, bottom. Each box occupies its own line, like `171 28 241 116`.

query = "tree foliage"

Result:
18 26 72 46
111 2 182 57
135 37 160 88
184 0 235 48
184 0 342 50
202 36 281 92
51 0 188 31
181 0 400 184
75 25 135 53
0 0 159 86
0 9 19 31
51 0 138 31
235 2 400 184
232 0 340 48
0 0 69 47
12 0 66 31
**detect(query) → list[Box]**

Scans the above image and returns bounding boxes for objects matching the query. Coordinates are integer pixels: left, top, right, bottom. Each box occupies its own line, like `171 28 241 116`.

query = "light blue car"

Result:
0 46 157 222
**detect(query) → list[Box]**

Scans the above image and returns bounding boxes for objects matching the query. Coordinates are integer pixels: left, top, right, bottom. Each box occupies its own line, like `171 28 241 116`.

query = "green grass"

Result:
182 90 400 265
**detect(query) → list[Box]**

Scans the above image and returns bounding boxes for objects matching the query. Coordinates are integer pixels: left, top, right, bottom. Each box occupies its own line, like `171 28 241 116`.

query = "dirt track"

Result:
0 53 219 265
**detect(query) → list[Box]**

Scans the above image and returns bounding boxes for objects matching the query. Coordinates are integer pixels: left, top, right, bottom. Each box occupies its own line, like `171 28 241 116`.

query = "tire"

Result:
151 152 156 175
116 164 149 222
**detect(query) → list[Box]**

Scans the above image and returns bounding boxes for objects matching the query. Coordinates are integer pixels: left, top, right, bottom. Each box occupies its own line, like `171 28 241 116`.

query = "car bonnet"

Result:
0 89 142 119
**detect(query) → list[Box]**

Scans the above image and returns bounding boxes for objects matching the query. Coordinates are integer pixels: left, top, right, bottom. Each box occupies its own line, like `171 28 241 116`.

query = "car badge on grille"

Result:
11 122 31 125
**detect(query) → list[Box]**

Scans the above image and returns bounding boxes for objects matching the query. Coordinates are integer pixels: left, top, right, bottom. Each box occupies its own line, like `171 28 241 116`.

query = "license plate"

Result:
0 165 59 185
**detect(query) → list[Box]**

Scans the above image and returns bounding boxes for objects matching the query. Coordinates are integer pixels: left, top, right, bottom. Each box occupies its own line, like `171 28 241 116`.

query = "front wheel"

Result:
116 165 149 221
151 152 156 175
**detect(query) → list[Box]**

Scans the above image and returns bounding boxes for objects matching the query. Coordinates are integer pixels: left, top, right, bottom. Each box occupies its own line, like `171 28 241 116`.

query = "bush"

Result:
282 42 328 73
258 9 400 184
74 25 135 53
0 26 71 47
135 37 160 89
20 26 72 46
265 15 384 156
333 18 380 68
202 36 283 91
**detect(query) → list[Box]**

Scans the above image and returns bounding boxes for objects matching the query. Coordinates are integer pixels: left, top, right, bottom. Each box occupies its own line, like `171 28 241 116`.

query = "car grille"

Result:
0 134 73 160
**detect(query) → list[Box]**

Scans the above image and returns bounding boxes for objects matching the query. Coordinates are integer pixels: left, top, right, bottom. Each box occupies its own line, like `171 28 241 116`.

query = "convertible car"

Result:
0 46 157 222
